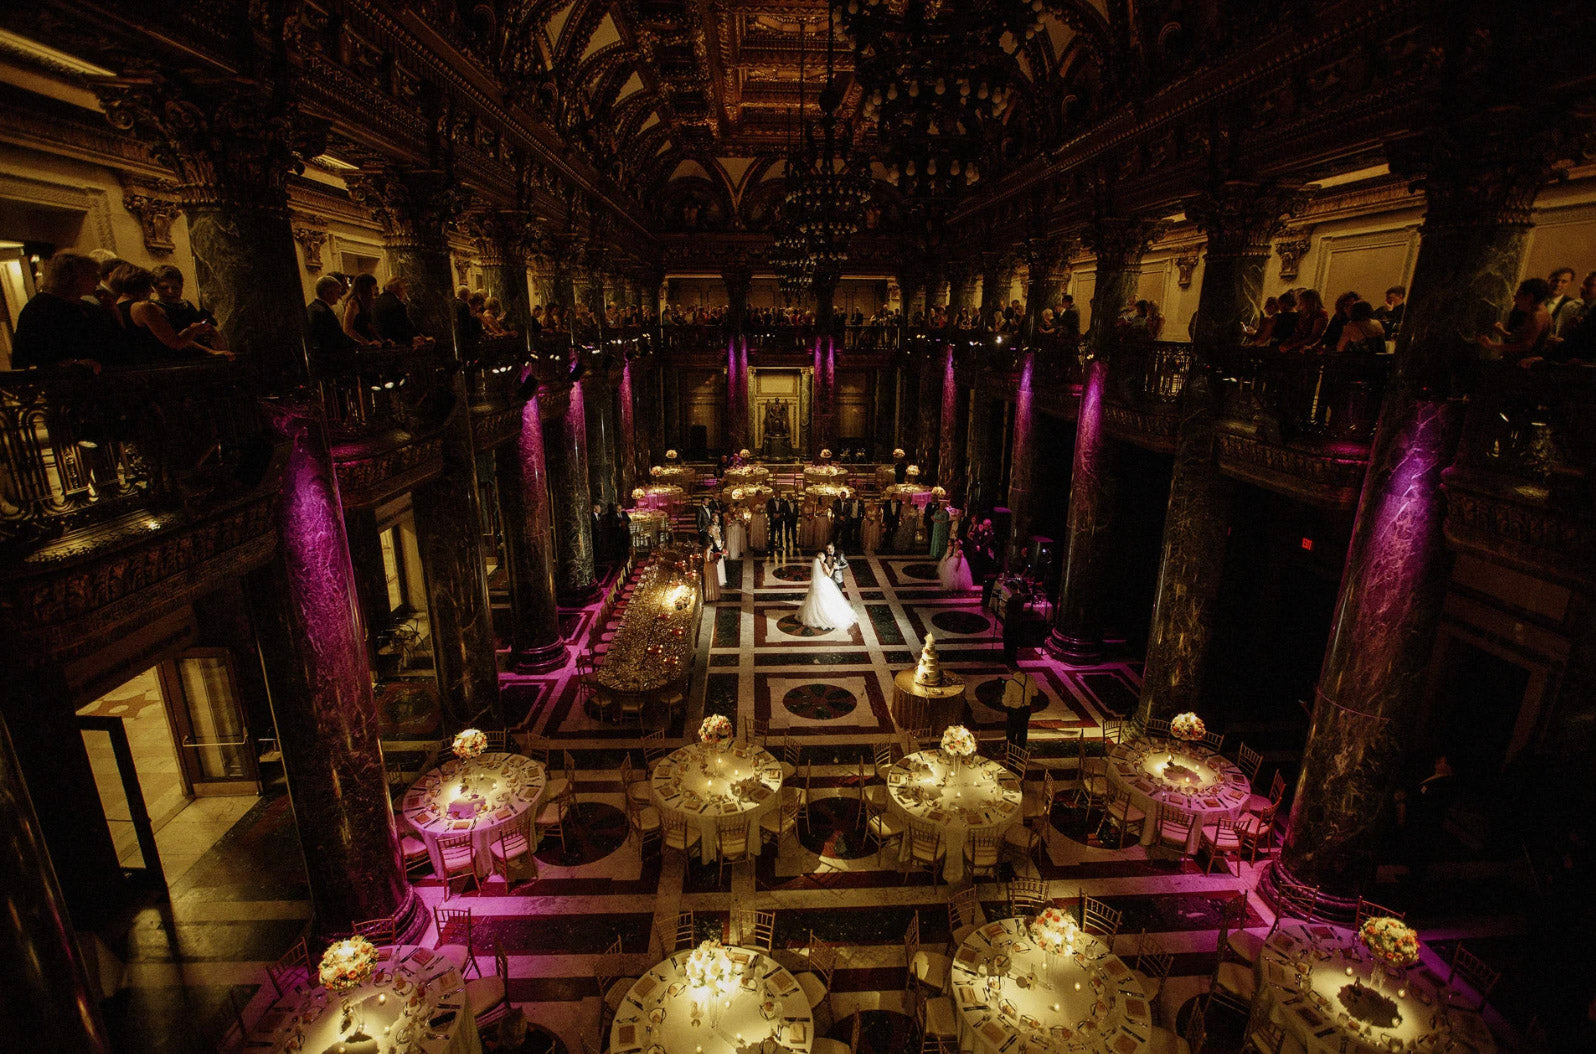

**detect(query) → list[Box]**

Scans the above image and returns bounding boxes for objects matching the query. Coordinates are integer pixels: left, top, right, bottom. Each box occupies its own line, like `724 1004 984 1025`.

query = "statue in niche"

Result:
763 400 791 439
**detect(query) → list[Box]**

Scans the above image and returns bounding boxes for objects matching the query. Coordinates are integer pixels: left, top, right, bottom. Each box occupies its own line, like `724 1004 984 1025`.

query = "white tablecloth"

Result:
401 753 546 877
950 918 1152 1054
249 945 481 1054
1106 737 1250 852
609 946 813 1054
887 750 1021 882
651 742 784 863
1256 920 1496 1054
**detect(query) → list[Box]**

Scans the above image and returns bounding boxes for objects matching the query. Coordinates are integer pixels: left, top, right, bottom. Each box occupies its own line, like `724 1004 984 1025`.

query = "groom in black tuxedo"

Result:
825 542 849 585
781 492 801 550
881 498 903 553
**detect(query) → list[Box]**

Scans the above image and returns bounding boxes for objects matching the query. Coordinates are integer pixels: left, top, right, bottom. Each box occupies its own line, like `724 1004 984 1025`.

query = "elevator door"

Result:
156 649 261 795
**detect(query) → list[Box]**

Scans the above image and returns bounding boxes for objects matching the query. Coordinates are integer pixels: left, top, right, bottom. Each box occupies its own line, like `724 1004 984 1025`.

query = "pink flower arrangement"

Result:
1359 916 1420 968
699 714 733 745
452 728 487 760
1170 712 1206 742
319 936 378 994
1028 907 1078 954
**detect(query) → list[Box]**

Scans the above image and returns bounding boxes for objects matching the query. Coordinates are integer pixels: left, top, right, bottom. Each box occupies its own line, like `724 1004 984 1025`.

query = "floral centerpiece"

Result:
700 713 734 747
452 728 487 760
738 448 751 459
1170 712 1207 742
941 724 976 759
631 487 646 501
906 464 921 477
666 449 679 461
319 935 379 993
931 486 947 499
1359 916 1420 969
650 465 663 477
892 447 906 459
1028 906 1078 955
820 448 833 460
684 938 736 993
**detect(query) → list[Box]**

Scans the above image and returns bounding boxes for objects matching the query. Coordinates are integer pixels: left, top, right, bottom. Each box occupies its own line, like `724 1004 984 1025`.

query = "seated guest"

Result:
151 265 228 354
113 263 229 363
342 272 382 345
307 274 359 372
374 276 432 348
11 251 120 370
1478 277 1552 363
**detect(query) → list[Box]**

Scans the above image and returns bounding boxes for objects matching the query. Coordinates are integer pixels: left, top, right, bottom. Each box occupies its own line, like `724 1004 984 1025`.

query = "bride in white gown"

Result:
797 552 859 630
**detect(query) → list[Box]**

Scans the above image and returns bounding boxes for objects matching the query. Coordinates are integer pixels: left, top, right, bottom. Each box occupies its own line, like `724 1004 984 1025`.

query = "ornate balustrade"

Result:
1214 348 1389 447
0 360 268 547
319 344 456 438
1443 361 1596 585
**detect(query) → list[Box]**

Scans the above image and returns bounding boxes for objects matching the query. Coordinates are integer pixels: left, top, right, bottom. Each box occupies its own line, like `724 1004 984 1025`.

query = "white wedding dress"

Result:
938 541 975 591
797 556 859 630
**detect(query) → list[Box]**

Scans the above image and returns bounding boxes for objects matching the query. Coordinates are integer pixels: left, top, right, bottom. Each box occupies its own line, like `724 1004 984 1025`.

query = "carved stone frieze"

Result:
1174 252 1200 289
331 433 448 510
1215 433 1370 509
0 487 283 664
92 72 328 212
1442 472 1596 589
1103 404 1180 453
1082 217 1165 272
1185 181 1310 258
118 176 182 255
291 215 330 272
346 168 471 254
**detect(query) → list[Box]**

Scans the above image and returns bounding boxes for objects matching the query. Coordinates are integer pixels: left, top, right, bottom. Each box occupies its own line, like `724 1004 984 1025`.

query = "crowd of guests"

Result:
11 252 232 370
1476 267 1594 366
1244 285 1404 354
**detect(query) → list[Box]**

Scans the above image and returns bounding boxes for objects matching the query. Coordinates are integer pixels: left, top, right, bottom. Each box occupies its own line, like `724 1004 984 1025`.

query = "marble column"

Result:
726 334 750 455
0 714 112 1052
246 409 421 939
1271 132 1553 908
965 392 999 512
497 389 566 671
1137 187 1302 725
916 352 943 480
585 372 618 508
1004 352 1038 570
471 209 533 331
936 345 961 493
344 508 393 671
1049 220 1158 660
93 75 326 387
617 356 639 499
1021 241 1065 342
351 167 499 722
980 252 1016 318
543 382 598 598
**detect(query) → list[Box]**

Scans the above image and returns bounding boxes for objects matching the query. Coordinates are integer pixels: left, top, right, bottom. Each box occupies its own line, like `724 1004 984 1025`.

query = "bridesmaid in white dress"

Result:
862 503 881 553
937 538 976 591
749 506 767 552
725 509 745 559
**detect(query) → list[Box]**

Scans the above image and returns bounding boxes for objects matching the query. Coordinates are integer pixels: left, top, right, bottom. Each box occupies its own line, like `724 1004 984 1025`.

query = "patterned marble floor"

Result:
96 547 1532 1053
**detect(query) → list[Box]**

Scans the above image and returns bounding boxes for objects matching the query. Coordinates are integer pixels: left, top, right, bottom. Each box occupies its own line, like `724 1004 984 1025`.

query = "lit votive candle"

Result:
1345 966 1355 977
1074 982 1081 991
377 993 386 1006
1051 1003 1060 1013
1397 988 1407 999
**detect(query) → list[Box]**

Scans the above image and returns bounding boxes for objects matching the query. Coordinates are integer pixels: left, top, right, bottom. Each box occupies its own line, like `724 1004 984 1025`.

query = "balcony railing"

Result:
1216 348 1390 446
0 360 265 545
659 323 904 355
320 345 456 437
1451 361 1596 494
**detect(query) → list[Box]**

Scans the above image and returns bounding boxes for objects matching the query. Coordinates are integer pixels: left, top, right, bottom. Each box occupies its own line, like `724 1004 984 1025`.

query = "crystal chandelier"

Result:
840 0 1044 200
778 11 871 291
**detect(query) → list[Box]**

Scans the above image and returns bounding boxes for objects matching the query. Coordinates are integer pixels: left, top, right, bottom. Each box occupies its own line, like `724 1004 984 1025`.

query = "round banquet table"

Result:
886 482 933 507
722 465 771 487
650 741 784 864
886 749 1021 882
401 752 546 878
1105 736 1250 852
1255 920 1497 1054
950 918 1153 1054
629 508 671 549
891 668 967 730
608 945 813 1054
655 464 697 488
802 464 849 486
641 484 687 512
247 944 481 1054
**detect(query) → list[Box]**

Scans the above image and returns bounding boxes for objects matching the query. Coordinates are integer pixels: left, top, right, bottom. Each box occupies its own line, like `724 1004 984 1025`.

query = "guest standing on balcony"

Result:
308 274 359 372
10 251 119 370
454 287 483 361
1373 286 1405 337
1252 289 1298 347
1321 292 1361 351
112 264 231 363
1479 278 1552 364
342 273 382 345
1057 294 1081 341
1279 289 1328 352
151 265 229 355
1543 271 1596 366
373 277 432 348
1544 267 1584 338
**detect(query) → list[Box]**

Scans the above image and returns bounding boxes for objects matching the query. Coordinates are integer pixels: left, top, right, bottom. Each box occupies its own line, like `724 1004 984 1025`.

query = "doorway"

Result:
75 655 262 885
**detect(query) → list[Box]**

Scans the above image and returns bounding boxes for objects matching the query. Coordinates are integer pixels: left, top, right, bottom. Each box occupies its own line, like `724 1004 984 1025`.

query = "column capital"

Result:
1081 216 1164 271
463 208 534 268
1184 180 1308 258
347 167 471 253
93 71 327 212
1386 117 1583 230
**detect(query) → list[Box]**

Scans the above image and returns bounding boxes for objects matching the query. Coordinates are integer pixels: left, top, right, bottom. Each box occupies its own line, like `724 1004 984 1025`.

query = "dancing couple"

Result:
796 541 859 631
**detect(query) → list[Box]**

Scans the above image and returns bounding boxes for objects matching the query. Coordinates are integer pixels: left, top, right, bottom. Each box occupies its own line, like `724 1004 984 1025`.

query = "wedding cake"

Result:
914 633 945 687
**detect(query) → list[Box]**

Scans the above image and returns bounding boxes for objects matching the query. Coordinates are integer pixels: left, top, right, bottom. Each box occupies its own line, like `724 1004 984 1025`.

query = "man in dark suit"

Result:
881 498 902 553
1057 295 1081 341
306 274 357 372
373 276 431 348
781 492 800 550
694 499 713 544
765 494 782 548
843 494 865 549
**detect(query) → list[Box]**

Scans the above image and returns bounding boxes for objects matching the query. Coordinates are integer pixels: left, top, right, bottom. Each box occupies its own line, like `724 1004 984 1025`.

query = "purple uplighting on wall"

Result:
281 436 371 682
